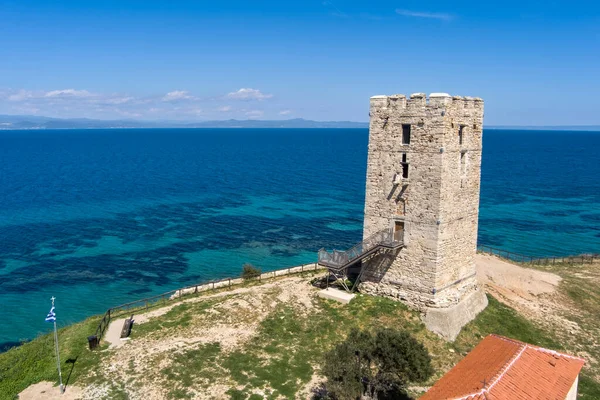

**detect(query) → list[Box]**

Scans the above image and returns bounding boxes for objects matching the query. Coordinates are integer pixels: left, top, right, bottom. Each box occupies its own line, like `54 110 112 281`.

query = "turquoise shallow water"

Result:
0 128 598 347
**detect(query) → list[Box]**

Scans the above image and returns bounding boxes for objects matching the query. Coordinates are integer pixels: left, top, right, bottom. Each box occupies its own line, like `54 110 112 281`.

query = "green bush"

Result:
322 328 432 400
241 263 261 281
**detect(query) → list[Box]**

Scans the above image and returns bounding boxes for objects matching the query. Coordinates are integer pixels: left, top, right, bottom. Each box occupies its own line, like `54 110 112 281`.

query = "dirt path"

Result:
19 381 83 400
105 318 127 349
475 253 580 333
475 253 561 300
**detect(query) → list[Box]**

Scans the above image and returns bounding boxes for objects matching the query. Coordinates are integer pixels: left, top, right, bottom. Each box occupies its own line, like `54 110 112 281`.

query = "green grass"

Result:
220 306 317 398
204 293 598 399
454 295 562 352
2 265 599 399
523 260 600 398
0 316 106 400
456 294 600 400
131 299 223 339
579 375 600 399
162 342 223 398
194 295 439 399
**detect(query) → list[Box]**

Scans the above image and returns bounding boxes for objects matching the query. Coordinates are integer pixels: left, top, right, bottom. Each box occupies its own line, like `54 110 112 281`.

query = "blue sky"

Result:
0 0 598 124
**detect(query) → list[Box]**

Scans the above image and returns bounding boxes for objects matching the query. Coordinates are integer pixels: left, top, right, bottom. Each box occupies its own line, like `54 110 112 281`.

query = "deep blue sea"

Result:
0 128 599 347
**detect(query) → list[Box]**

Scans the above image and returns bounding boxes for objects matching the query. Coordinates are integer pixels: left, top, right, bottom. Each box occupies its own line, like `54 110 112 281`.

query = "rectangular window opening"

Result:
401 153 409 179
394 221 405 242
459 125 465 145
402 124 411 145
394 221 404 232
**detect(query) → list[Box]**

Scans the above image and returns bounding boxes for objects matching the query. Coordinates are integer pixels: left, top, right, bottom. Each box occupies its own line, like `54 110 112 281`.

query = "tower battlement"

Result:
360 91 488 341
370 93 483 110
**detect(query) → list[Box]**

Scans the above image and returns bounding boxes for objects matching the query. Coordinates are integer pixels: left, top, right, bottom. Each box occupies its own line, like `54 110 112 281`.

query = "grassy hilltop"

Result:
1 260 599 400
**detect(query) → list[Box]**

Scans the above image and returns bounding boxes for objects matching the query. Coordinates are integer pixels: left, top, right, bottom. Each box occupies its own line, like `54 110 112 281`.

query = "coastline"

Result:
0 262 325 355
1 128 599 349
6 253 600 399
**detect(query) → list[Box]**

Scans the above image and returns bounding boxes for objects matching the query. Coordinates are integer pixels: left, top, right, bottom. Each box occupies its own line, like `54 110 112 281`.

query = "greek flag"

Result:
45 306 56 323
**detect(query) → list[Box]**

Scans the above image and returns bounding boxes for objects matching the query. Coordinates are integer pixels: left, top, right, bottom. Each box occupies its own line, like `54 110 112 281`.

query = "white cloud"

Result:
186 108 203 116
227 88 273 101
8 90 34 101
12 105 40 114
162 90 195 102
279 110 292 116
395 9 453 21
114 109 142 118
104 96 135 105
245 110 264 119
6 88 93 101
0 87 281 120
44 89 92 98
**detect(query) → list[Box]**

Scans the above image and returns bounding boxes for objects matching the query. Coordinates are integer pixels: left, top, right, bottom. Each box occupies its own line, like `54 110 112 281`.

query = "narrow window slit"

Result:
402 124 411 145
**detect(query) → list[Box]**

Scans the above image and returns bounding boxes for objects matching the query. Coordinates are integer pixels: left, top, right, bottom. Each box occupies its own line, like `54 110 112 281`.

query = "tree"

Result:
241 263 261 280
322 328 433 400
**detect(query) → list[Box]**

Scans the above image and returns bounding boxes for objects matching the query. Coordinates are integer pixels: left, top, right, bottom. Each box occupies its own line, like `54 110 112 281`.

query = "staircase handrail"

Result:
318 228 402 268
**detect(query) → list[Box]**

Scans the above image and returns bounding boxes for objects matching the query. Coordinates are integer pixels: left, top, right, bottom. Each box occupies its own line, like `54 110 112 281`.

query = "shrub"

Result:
322 328 432 400
241 263 261 281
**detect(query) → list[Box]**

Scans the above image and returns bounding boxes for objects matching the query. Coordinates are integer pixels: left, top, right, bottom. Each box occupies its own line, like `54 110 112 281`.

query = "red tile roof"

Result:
420 334 585 400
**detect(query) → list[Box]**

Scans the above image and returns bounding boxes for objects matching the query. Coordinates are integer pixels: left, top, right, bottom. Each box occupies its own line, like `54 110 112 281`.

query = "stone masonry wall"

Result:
361 93 484 310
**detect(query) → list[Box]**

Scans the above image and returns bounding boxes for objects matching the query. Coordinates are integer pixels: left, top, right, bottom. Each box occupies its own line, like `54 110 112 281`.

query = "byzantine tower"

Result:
360 93 488 340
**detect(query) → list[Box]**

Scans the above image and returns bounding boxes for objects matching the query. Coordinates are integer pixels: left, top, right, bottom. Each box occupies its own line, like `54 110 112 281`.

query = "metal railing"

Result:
318 228 403 269
477 245 599 265
93 262 323 343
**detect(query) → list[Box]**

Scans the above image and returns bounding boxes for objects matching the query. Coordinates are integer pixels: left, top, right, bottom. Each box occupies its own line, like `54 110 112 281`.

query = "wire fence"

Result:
94 247 599 343
93 263 323 343
477 245 599 265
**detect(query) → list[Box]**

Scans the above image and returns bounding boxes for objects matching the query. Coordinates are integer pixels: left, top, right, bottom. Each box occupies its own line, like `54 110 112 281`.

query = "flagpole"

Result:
51 296 64 394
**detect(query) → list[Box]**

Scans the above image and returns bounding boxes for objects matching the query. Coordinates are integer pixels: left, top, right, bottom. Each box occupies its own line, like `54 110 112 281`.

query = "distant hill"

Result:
2 115 597 131
0 115 368 130
487 125 600 131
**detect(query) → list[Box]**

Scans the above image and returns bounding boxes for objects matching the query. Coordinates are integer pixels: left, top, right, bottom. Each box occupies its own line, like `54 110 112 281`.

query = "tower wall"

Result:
360 92 487 339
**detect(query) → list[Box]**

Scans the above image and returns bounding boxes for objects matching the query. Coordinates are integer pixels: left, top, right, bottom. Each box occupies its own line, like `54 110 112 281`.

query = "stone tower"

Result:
360 93 488 340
